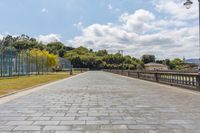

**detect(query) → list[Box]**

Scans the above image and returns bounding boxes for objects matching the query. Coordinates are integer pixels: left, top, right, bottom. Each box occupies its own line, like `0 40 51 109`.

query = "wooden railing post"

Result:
155 73 158 82
196 74 200 90
137 72 140 79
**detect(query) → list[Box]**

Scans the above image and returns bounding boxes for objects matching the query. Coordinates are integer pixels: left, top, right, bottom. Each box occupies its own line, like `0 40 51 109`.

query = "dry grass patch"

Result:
0 72 80 96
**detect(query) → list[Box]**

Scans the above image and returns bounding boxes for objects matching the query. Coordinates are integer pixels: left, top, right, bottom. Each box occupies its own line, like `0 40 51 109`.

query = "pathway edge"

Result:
0 72 88 105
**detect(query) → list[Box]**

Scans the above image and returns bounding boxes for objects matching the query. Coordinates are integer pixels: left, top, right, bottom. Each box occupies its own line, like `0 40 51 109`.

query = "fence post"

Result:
196 74 200 91
1 52 3 77
21 52 24 75
137 72 140 79
155 73 158 82
26 52 28 75
36 53 39 75
28 51 31 75
18 52 20 76
46 56 48 75
70 68 73 75
42 55 44 75
8 54 12 76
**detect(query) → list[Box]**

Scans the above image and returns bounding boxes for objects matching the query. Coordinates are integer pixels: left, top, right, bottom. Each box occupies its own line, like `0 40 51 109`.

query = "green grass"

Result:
0 71 80 96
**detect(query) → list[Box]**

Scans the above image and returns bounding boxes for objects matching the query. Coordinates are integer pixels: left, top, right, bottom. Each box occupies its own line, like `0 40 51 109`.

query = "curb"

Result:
0 72 87 105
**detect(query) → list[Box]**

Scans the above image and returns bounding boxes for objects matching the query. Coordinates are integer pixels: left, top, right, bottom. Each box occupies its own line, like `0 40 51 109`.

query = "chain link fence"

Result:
0 49 49 77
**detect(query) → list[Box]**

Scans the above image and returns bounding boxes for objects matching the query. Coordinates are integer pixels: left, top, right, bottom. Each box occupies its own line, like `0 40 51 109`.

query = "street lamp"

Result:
184 0 193 9
184 0 200 73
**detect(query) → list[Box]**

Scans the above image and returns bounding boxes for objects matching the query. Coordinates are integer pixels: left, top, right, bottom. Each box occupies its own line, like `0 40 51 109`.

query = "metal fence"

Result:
104 69 200 91
0 49 49 77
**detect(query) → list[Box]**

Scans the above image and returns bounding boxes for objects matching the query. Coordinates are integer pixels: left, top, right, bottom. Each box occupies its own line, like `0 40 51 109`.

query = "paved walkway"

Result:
0 71 200 133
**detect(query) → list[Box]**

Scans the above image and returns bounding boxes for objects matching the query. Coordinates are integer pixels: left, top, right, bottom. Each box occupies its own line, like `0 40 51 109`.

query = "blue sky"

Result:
0 0 154 39
0 0 199 59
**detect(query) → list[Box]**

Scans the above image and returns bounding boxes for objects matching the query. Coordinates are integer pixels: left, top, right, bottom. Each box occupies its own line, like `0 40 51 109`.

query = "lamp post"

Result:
119 50 124 70
184 0 200 73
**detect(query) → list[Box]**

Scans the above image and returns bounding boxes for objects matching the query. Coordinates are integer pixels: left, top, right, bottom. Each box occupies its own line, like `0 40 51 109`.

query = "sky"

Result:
0 0 199 59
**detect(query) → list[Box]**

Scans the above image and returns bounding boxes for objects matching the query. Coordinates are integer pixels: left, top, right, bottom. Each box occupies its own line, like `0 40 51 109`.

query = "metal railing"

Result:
0 50 49 77
103 69 200 91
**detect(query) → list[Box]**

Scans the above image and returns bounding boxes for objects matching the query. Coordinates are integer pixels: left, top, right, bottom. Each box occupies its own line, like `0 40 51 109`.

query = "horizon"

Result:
0 0 198 59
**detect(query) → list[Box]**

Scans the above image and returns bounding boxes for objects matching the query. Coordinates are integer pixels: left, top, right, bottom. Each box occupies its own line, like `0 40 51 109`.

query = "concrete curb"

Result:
0 72 88 105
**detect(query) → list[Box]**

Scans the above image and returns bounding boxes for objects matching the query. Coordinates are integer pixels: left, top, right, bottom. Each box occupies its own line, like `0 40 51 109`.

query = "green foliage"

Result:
141 55 156 64
13 40 37 50
65 47 142 70
96 50 108 56
47 42 73 57
171 58 184 70
0 34 196 71
0 35 73 58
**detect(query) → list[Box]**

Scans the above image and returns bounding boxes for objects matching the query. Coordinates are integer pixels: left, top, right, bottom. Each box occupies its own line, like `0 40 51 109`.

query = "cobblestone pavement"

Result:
0 71 200 133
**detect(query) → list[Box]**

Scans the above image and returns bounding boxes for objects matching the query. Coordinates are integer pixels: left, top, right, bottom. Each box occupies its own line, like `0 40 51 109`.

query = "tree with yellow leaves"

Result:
30 49 58 68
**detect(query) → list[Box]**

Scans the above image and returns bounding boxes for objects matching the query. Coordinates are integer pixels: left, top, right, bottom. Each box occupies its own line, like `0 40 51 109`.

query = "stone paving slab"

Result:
0 71 200 133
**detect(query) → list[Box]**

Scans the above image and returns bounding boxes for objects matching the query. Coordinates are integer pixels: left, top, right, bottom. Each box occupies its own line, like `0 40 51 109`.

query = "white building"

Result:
145 63 168 71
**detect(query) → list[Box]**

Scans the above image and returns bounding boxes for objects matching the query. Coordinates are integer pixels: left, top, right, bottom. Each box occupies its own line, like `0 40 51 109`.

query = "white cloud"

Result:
37 34 61 44
153 0 198 20
120 9 155 33
68 7 198 59
41 8 48 13
73 22 83 30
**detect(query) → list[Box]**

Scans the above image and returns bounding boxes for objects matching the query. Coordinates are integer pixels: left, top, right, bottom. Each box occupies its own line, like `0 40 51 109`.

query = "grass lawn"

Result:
0 71 80 96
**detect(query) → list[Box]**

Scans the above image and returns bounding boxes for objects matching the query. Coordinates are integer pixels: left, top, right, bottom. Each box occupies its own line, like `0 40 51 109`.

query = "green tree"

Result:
47 42 73 57
2 35 16 47
171 58 184 70
13 40 38 50
141 55 156 64
96 50 108 56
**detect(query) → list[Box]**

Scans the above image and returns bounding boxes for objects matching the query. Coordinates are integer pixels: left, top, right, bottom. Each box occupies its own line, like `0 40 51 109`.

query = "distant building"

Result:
145 63 168 71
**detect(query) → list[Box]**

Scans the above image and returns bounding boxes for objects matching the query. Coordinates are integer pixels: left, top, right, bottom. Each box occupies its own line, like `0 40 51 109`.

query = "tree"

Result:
141 55 156 64
47 42 73 57
96 50 108 56
73 46 89 55
1 34 165 71
163 59 170 66
2 35 16 47
171 58 184 70
58 48 66 57
156 60 164 64
47 42 64 54
30 49 58 67
13 40 38 50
